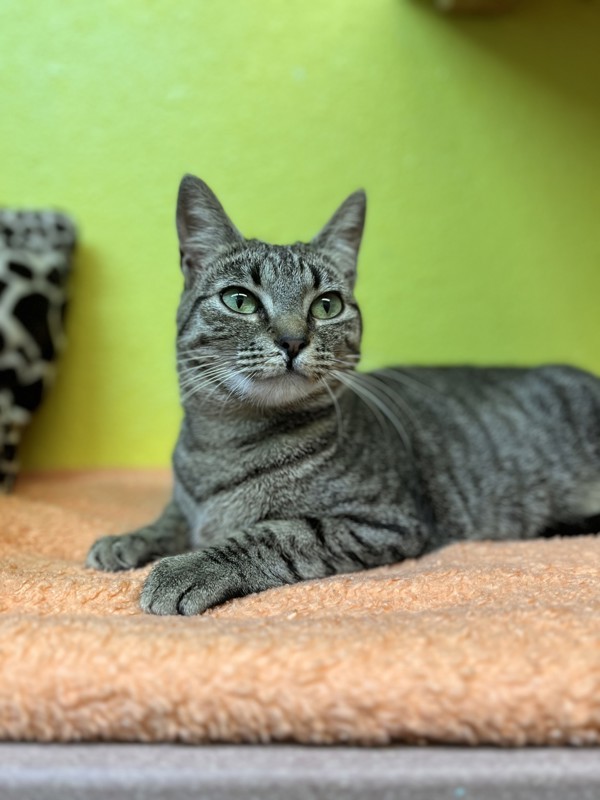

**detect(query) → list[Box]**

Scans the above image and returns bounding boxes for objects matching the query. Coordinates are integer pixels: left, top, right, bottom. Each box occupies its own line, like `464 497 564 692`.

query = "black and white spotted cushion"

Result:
0 210 77 492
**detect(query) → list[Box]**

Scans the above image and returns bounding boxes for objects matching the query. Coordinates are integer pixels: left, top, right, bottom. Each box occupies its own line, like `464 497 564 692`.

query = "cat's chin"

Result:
230 372 322 409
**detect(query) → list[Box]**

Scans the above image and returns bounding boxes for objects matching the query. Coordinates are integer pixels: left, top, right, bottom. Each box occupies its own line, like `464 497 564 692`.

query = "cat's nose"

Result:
277 335 308 361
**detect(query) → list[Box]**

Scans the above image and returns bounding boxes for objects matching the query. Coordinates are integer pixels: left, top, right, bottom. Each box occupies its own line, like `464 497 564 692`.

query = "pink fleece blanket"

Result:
0 470 598 744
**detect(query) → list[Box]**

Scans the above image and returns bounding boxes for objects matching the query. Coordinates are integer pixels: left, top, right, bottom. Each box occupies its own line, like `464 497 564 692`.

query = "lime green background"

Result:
1 0 598 469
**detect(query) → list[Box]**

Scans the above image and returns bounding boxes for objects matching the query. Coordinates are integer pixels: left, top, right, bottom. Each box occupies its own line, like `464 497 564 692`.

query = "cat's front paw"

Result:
86 530 159 572
140 552 243 615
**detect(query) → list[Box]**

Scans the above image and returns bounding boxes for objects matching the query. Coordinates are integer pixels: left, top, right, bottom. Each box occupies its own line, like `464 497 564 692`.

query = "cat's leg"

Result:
86 500 191 571
140 516 426 615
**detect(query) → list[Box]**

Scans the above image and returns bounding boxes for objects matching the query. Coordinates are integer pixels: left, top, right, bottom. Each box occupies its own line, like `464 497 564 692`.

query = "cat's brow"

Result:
249 263 262 286
309 263 321 290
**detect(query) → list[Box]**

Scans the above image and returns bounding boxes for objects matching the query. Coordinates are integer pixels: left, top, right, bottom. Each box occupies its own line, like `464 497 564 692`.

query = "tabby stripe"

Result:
546 375 580 446
274 542 303 581
320 557 339 576
222 540 245 565
527 378 556 420
384 382 478 529
177 294 213 336
500 383 529 421
306 518 366 567
309 264 321 290
305 516 327 548
250 263 262 286
500 384 550 468
218 249 252 270
343 337 360 356
523 380 570 465
260 528 303 581
237 404 336 447
491 403 538 534
586 383 600 455
345 514 410 539
458 391 503 473
319 253 340 273
183 332 232 351
496 387 544 534
329 536 370 568
185 434 337 502
202 548 234 568
438 407 478 515
410 473 438 533
345 551 370 568
342 521 381 556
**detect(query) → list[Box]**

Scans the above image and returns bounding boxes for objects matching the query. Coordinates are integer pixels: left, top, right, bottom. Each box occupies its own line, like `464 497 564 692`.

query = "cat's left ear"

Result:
311 190 366 286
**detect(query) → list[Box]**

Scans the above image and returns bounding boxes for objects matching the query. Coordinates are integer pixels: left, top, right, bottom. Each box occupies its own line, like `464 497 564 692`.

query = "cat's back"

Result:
378 362 599 434
377 362 600 465
363 363 600 541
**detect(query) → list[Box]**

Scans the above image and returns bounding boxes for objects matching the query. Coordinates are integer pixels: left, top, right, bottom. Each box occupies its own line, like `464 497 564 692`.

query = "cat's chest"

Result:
173 435 336 544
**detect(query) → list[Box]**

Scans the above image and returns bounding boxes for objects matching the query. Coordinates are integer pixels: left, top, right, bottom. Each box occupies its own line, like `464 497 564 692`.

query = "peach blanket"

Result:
0 470 599 745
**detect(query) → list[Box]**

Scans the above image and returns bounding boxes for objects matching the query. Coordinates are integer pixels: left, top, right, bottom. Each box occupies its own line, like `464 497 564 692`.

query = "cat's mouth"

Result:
232 368 320 407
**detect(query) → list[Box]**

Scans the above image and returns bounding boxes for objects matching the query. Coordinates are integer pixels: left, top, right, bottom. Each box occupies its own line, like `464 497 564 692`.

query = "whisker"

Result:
334 371 389 444
335 370 412 452
177 357 231 369
379 367 445 400
361 373 421 438
329 357 359 371
179 366 234 402
322 379 344 448
178 365 233 389
177 351 238 365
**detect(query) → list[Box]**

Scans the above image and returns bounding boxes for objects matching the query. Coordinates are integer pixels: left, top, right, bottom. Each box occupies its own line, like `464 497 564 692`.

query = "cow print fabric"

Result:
0 210 76 491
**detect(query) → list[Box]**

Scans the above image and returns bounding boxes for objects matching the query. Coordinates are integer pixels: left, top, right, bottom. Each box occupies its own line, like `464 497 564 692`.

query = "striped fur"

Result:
87 176 600 615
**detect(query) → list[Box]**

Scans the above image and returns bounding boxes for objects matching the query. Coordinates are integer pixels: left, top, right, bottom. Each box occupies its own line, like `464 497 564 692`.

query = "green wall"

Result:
1 0 599 469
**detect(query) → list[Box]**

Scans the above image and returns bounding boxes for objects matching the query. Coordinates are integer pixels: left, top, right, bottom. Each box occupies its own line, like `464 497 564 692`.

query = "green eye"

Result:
221 287 260 314
310 292 343 320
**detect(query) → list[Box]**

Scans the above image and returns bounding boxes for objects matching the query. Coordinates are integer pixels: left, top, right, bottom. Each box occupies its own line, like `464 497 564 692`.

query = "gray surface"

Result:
0 744 599 800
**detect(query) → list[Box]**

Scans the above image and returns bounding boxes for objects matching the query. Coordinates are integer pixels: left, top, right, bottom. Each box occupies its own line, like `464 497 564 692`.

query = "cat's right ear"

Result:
176 175 244 282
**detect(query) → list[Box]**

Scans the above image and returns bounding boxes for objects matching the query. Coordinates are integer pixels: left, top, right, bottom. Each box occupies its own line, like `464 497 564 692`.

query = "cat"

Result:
86 175 600 615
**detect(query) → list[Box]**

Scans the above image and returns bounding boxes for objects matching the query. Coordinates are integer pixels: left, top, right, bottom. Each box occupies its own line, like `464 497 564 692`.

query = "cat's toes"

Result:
140 553 238 615
86 532 156 571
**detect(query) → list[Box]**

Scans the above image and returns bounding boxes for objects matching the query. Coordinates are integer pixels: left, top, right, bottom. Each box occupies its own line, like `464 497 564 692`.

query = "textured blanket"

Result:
0 471 598 745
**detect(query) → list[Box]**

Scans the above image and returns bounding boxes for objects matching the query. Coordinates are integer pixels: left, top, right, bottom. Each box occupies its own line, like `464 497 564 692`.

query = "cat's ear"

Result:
311 190 366 285
176 175 244 279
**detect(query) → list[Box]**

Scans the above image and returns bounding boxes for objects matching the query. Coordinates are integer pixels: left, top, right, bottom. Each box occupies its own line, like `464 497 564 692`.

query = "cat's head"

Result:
175 175 365 410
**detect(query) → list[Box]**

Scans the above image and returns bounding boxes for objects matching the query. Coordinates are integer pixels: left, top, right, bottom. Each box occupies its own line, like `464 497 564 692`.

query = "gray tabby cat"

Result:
86 175 600 615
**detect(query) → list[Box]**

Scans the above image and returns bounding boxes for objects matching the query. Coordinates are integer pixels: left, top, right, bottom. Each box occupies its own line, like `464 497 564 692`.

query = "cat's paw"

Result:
140 552 241 615
86 531 158 572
